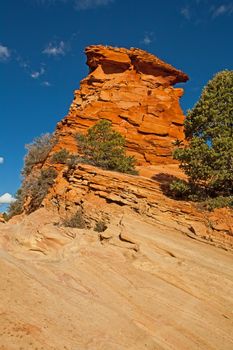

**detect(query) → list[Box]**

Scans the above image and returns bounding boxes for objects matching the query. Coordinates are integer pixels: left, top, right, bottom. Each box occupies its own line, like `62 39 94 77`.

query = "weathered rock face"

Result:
54 45 189 165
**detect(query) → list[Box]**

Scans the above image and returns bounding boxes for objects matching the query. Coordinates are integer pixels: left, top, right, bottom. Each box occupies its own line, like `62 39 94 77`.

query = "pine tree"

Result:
173 70 233 198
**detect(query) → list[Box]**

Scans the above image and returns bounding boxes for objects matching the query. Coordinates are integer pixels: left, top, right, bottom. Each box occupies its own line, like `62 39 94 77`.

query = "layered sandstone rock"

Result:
45 163 233 250
54 45 189 165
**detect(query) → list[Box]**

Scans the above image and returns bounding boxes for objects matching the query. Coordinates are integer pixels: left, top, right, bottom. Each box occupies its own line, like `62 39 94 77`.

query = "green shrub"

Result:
76 120 138 175
199 196 233 211
94 220 108 232
169 180 190 199
23 133 55 176
51 149 71 164
62 210 86 228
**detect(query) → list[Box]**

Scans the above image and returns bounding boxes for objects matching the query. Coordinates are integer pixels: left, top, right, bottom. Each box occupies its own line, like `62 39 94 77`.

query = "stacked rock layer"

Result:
55 45 189 165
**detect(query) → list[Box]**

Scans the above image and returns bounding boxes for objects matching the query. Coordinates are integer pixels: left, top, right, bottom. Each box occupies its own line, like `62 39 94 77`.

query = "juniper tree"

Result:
173 70 233 198
76 119 137 174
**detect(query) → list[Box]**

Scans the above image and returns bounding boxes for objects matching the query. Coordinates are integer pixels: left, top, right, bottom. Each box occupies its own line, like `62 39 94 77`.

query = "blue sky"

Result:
0 0 233 210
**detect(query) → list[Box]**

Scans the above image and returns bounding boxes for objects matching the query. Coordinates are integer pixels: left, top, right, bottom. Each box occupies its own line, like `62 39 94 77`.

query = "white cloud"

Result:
31 67 45 79
211 3 233 18
0 193 16 204
180 6 191 20
143 35 152 45
0 157 4 164
141 32 154 46
42 81 51 86
74 0 114 10
43 40 66 56
0 44 10 61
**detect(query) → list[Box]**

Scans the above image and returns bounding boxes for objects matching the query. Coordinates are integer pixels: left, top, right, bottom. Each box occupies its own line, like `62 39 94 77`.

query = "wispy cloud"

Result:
180 6 191 20
35 0 67 4
33 0 115 10
74 0 114 10
141 32 154 46
43 40 67 56
0 157 4 164
211 3 233 18
0 193 16 204
0 44 10 61
180 1 233 22
31 67 45 79
16 55 47 82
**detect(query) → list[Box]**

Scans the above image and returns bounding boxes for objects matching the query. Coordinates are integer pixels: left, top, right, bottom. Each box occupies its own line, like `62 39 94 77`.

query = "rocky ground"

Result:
0 169 233 349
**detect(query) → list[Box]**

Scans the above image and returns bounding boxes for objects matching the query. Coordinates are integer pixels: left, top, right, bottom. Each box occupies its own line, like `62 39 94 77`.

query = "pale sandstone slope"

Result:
0 204 233 350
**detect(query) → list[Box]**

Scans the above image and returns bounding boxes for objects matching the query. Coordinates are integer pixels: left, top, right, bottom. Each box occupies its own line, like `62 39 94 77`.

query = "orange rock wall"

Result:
54 45 189 165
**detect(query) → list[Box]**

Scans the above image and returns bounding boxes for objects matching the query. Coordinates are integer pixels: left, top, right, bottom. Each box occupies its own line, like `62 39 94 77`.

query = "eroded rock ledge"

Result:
46 164 233 251
54 45 189 165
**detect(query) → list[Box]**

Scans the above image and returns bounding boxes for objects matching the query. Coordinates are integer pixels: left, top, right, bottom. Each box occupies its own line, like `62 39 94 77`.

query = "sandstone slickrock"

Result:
53 45 189 165
0 208 233 349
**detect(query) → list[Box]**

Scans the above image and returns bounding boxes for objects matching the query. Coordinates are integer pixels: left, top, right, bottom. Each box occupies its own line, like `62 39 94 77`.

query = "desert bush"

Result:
7 132 57 218
94 220 108 232
62 210 86 228
7 189 24 219
169 179 191 199
22 133 56 176
7 168 57 218
51 149 71 164
76 119 138 174
66 154 81 170
27 168 57 213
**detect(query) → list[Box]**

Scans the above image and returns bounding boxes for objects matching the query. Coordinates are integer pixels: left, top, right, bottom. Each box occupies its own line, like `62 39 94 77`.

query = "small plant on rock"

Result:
51 149 71 164
62 210 86 229
94 220 108 232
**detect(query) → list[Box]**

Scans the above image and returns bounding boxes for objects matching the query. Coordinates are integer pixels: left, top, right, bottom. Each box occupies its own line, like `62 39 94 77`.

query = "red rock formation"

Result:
54 45 189 165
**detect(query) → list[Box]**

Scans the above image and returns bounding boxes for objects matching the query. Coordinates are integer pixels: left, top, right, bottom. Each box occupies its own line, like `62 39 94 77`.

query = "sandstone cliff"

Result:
54 45 189 165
